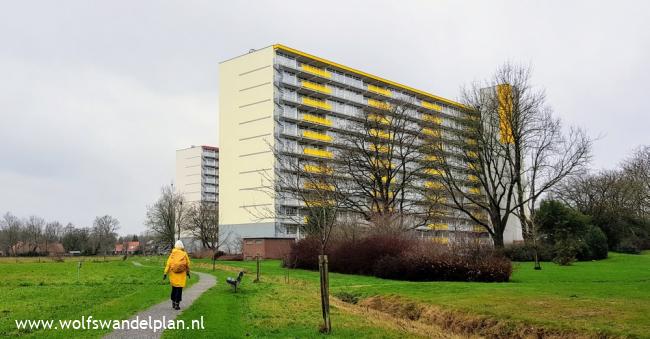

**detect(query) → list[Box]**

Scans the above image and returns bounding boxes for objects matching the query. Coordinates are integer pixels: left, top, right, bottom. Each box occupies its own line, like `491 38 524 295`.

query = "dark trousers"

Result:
171 287 183 302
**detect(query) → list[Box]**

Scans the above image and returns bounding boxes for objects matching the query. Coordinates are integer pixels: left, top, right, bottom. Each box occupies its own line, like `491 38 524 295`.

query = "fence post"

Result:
254 255 260 283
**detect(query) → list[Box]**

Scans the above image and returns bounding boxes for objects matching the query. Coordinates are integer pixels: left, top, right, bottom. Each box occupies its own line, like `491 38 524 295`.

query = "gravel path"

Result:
104 263 216 339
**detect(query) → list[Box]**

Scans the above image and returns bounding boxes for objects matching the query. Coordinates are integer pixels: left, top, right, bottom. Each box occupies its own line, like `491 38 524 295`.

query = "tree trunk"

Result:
318 254 332 333
492 231 505 248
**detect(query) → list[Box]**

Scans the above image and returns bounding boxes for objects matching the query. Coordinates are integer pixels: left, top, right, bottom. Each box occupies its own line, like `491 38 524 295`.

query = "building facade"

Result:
175 145 219 204
218 44 522 244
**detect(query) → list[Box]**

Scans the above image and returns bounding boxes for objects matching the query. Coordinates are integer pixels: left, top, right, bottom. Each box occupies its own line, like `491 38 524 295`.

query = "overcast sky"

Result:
1 1 648 235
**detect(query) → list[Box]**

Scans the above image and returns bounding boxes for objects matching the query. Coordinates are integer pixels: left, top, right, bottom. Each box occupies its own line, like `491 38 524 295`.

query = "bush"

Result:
286 235 512 282
577 226 608 260
502 243 554 262
616 238 641 254
283 236 321 269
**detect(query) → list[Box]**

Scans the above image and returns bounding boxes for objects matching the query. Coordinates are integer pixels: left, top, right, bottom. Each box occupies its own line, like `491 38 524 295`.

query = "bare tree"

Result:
338 98 443 232
44 221 63 256
92 215 120 260
24 216 45 253
145 185 188 250
250 139 349 334
186 201 230 269
430 63 591 248
1 212 22 256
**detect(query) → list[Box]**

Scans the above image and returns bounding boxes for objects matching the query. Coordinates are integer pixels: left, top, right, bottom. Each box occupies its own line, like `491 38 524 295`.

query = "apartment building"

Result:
218 44 522 244
175 145 219 204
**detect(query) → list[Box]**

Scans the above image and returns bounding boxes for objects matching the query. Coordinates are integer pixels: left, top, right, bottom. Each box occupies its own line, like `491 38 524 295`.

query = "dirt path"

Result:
103 263 216 339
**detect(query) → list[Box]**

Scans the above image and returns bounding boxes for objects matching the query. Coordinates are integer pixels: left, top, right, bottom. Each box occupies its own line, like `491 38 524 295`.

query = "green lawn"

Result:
0 256 197 338
182 252 650 338
2 253 648 338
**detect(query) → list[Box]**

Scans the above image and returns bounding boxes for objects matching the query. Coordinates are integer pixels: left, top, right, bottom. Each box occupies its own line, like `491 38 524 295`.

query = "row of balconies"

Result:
275 55 466 118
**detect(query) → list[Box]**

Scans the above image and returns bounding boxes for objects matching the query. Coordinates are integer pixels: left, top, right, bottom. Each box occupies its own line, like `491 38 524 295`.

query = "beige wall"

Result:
175 146 204 203
218 47 276 227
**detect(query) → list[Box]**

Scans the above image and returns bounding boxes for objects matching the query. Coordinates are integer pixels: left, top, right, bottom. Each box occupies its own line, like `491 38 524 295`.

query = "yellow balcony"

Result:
425 181 443 190
305 199 334 207
302 113 332 126
467 151 478 158
371 158 393 168
304 148 333 159
466 138 477 146
367 84 392 96
304 164 333 174
423 114 443 125
423 128 440 137
302 97 331 110
368 113 391 125
422 101 442 111
469 187 481 195
370 128 392 139
428 223 448 231
468 162 479 171
426 168 443 176
304 182 335 191
368 98 391 110
428 195 446 204
303 130 332 142
432 237 449 244
300 64 331 78
370 144 389 153
467 175 479 182
301 80 332 94
425 154 441 162
473 225 485 233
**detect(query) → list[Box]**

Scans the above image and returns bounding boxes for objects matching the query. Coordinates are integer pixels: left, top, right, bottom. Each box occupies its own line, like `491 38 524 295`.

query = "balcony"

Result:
203 186 217 193
302 97 331 110
300 64 331 78
428 223 448 231
302 113 332 126
422 101 442 111
368 98 391 110
303 182 334 191
369 129 392 139
469 187 481 195
424 181 443 190
301 80 332 94
368 113 391 125
303 147 333 159
367 84 392 97
425 168 442 176
370 144 389 153
302 130 332 142
422 128 440 137
203 168 217 176
304 164 333 174
467 175 479 182
422 114 443 125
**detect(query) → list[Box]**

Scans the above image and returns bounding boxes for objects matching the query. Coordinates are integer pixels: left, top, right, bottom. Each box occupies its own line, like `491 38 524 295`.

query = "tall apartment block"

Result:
218 44 522 244
175 145 219 204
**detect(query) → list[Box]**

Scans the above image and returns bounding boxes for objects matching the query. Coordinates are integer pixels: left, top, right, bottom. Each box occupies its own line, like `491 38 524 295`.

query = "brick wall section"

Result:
243 238 295 260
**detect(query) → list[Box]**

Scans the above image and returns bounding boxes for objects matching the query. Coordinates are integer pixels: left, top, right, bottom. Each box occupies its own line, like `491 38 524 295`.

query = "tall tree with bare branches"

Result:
145 185 188 250
338 98 443 232
428 63 591 248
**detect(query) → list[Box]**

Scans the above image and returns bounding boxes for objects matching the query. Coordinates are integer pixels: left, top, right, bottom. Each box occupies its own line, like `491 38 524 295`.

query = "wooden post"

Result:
77 261 82 283
318 254 331 333
254 255 260 283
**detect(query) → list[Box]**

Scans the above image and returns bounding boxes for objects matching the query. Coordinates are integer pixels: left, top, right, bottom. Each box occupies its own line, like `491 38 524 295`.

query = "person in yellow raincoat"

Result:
163 240 191 310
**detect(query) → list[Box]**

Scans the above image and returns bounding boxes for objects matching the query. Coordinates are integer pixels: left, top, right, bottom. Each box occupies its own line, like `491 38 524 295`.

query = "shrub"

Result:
283 236 321 269
577 226 608 260
333 291 361 304
502 243 554 262
616 238 641 254
286 235 512 282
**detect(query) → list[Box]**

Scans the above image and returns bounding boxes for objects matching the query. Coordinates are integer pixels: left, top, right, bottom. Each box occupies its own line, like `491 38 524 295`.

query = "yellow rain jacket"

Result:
164 248 191 288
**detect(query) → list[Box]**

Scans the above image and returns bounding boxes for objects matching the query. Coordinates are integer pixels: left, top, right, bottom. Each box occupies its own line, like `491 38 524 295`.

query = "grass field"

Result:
176 251 650 338
1 253 648 338
0 256 197 338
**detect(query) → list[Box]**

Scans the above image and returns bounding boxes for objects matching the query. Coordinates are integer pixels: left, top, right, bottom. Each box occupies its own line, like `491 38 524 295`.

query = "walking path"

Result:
104 262 216 339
